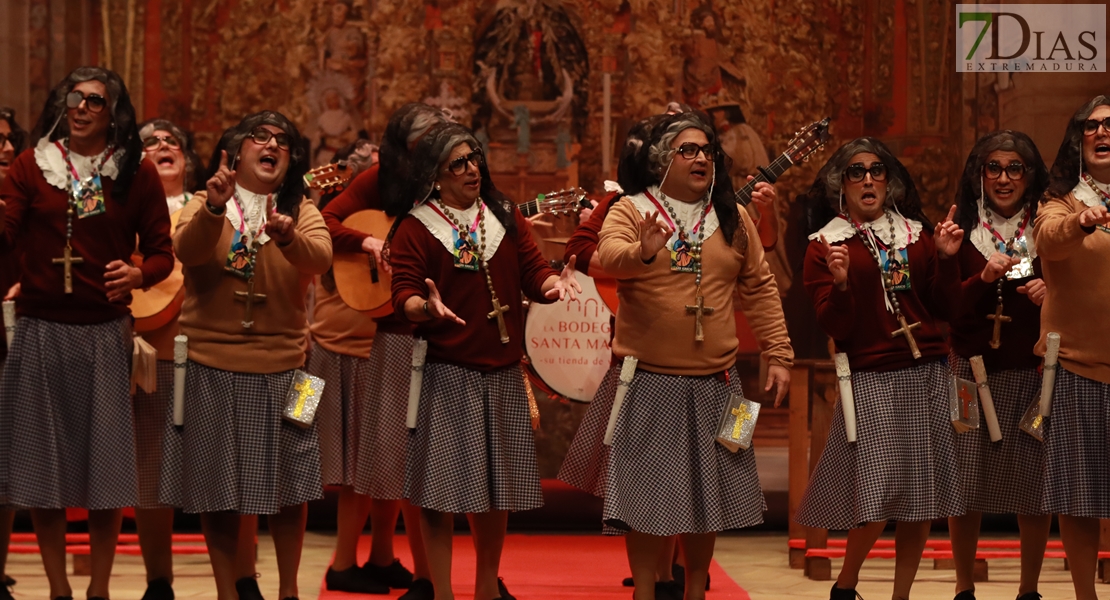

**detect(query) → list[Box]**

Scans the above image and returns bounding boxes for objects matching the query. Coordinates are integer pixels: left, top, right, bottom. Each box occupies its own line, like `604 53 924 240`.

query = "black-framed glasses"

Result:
65 90 107 113
248 127 291 150
984 160 1026 180
445 149 484 176
142 134 181 150
1083 117 1110 136
844 163 887 183
675 142 717 161
0 133 17 150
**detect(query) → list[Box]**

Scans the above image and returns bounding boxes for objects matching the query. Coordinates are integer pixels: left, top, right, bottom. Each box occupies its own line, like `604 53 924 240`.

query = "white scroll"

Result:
406 338 428 430
2 300 15 348
834 353 857 443
603 356 638 446
173 335 187 428
1039 332 1060 417
969 356 1001 442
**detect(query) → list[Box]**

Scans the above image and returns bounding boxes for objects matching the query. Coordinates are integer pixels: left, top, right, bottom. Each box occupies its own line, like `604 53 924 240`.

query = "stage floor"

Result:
3 531 1087 599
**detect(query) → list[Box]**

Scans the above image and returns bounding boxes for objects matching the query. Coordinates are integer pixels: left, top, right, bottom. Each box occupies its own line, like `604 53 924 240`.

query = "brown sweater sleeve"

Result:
733 209 794 368
1033 193 1091 261
597 198 653 278
173 191 224 267
278 200 333 275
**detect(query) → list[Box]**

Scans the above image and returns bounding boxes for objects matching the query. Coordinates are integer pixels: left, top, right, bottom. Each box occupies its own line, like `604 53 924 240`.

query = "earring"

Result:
435 183 441 191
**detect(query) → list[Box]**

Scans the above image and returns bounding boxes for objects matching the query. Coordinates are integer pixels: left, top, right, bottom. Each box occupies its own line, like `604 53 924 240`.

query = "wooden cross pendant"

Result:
234 278 267 329
52 245 84 294
731 403 754 440
890 313 922 359
488 296 510 344
986 302 1011 350
685 295 716 342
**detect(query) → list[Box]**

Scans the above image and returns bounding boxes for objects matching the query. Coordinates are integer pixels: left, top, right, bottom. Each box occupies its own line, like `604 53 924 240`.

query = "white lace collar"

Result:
1073 176 1110 208
807 210 923 249
626 185 720 242
969 195 1036 261
166 192 190 215
226 184 271 246
34 136 122 191
410 199 507 262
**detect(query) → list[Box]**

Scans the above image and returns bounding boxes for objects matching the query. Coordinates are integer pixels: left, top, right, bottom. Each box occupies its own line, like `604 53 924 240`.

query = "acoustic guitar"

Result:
593 117 833 313
132 209 185 332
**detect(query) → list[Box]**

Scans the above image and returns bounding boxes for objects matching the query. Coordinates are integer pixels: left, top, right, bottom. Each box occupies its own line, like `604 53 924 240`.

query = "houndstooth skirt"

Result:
133 360 175 509
602 367 766 537
0 317 137 510
794 360 964 530
558 364 619 498
158 361 323 514
353 332 413 499
307 346 370 487
404 361 542 514
949 354 1044 515
1042 366 1110 519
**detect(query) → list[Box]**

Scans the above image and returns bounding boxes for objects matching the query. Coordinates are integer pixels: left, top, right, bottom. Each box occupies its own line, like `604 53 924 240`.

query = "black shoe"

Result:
655 580 684 600
672 564 685 589
398 578 435 600
235 576 265 600
51 597 73 600
141 577 175 600
955 591 976 600
622 576 634 587
325 565 389 594
496 578 516 600
830 583 864 600
1016 594 1041 600
362 558 415 589
0 576 12 600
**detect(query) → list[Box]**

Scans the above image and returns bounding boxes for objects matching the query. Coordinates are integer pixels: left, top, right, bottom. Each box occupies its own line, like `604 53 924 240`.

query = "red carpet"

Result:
318 533 750 599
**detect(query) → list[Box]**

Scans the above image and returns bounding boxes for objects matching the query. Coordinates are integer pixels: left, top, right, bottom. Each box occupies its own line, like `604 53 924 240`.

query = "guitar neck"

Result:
518 199 542 217
734 153 793 207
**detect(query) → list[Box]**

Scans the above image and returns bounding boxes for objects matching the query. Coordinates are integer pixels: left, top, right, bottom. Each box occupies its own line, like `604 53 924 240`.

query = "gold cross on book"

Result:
234 279 267 329
52 244 84 294
986 303 1011 350
685 295 716 342
890 313 922 359
488 296 510 344
731 403 754 441
292 378 315 418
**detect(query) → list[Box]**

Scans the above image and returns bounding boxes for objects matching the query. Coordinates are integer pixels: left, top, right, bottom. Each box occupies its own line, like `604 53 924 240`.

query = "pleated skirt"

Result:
307 345 371 487
1042 366 1110 519
133 359 175 509
353 331 413 499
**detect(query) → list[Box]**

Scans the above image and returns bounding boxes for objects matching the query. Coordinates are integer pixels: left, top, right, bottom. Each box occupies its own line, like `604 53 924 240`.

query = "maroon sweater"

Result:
563 192 621 275
321 164 410 336
804 230 960 372
0 148 173 324
950 241 1042 372
390 206 558 371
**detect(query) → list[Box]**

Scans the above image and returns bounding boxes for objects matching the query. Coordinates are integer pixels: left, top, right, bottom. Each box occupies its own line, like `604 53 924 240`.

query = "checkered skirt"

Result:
133 360 175 509
1042 366 1110 519
949 354 1044 515
353 331 413 499
0 317 137 509
794 360 964 530
158 361 323 514
404 362 542 514
307 345 370 487
557 364 619 497
602 367 766 537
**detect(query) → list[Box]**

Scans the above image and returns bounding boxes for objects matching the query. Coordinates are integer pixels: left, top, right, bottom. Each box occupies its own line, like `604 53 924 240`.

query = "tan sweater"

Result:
175 191 332 373
310 277 376 359
1032 191 1110 383
598 197 793 376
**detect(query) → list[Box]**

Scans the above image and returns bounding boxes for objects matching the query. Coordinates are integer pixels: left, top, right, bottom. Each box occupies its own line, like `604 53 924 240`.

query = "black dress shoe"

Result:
496 578 516 600
398 578 435 600
362 558 415 589
0 576 13 600
621 576 634 587
830 583 864 600
141 577 175 600
325 565 389 594
955 590 976 600
235 576 265 600
655 580 683 600
1016 594 1041 600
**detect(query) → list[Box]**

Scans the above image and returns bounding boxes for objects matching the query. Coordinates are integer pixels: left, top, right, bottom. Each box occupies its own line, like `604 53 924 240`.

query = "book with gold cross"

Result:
715 392 761 452
282 370 326 428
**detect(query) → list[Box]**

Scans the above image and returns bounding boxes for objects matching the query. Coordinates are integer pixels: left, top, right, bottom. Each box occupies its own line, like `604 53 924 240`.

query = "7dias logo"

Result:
957 4 1105 72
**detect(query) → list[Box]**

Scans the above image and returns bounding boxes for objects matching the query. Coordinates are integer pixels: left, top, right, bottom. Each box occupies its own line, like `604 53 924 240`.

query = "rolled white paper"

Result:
1039 332 1060 417
2 300 15 348
969 356 1002 442
834 353 857 443
603 356 638 446
406 339 428 430
173 335 187 427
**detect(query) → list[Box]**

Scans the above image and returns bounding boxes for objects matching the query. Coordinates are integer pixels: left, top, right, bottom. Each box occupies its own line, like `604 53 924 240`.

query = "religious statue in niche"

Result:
308 74 362 166
682 1 747 109
472 0 589 159
310 0 372 165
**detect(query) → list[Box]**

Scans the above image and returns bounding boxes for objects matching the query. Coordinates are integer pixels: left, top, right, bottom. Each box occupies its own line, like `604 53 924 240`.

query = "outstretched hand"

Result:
424 278 465 325
820 234 850 290
934 205 964 259
205 150 237 208
639 210 673 262
545 254 583 301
